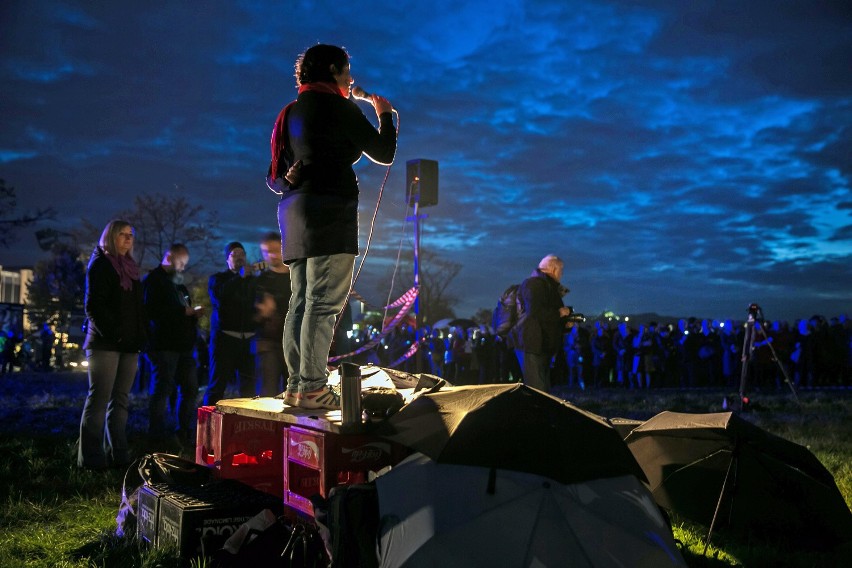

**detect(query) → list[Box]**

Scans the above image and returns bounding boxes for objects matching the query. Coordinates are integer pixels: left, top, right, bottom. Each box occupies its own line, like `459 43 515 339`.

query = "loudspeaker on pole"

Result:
406 159 438 207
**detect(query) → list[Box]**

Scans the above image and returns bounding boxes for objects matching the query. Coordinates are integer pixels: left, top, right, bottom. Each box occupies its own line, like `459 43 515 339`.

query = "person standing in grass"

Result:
77 220 146 470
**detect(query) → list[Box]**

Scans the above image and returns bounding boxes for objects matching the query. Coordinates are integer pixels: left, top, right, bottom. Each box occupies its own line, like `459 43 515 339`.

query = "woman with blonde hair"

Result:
77 220 146 469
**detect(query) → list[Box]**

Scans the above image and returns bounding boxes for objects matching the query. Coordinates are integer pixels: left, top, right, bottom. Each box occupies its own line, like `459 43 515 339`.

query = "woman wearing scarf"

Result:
269 44 396 410
77 219 146 469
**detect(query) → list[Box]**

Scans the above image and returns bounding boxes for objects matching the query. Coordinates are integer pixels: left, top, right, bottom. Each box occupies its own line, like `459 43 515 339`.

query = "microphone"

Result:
351 85 372 101
352 85 397 114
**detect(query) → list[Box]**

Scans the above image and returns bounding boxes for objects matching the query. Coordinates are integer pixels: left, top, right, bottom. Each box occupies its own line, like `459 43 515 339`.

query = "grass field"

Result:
0 372 849 567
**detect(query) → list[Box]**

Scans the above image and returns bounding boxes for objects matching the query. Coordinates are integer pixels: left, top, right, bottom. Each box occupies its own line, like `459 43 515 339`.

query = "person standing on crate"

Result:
203 242 259 405
254 231 291 397
267 44 396 409
77 220 146 470
143 243 204 450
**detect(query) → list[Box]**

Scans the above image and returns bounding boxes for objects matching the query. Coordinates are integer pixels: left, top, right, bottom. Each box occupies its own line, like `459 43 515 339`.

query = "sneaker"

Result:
283 391 300 406
298 385 340 410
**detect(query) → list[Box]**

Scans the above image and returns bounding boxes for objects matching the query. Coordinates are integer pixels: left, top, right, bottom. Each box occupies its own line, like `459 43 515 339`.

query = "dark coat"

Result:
254 269 291 352
277 89 396 262
208 269 257 334
83 247 146 352
142 265 197 352
510 268 567 356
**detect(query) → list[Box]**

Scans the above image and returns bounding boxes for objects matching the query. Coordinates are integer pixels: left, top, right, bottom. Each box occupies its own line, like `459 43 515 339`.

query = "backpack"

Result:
492 284 520 337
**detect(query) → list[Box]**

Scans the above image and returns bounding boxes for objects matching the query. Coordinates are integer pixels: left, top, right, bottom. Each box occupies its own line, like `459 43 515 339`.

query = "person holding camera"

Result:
510 254 573 393
203 241 259 405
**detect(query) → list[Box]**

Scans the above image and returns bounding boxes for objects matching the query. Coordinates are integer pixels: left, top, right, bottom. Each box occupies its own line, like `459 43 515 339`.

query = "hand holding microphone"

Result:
352 86 394 117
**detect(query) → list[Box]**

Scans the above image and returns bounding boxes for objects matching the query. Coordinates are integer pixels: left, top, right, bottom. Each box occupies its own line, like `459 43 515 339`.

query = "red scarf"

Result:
269 81 347 179
104 250 140 291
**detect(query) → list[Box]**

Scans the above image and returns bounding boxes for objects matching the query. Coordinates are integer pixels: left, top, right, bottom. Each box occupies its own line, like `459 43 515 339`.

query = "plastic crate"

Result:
285 426 408 515
195 407 286 497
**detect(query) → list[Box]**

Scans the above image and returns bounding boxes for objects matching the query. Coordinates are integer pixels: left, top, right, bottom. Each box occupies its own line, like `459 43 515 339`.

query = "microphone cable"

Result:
334 106 400 339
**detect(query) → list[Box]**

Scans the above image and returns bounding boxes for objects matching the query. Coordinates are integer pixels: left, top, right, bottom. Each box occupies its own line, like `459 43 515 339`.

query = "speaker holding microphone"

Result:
406 158 439 207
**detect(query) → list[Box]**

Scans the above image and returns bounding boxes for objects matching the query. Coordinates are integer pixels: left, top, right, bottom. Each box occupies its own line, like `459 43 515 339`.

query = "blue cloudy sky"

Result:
1 0 850 323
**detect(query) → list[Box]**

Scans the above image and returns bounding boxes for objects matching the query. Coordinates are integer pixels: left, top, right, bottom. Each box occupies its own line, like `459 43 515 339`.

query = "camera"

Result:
747 303 762 319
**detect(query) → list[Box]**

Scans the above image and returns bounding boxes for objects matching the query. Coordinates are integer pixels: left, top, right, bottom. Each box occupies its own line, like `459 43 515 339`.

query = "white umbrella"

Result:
375 454 686 568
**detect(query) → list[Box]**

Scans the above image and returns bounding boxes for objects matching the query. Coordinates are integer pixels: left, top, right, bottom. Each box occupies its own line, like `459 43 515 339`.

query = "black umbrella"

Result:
449 318 478 330
625 411 852 549
378 383 646 486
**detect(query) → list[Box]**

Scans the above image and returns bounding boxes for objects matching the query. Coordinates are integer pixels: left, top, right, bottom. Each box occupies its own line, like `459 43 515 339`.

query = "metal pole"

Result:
413 198 423 373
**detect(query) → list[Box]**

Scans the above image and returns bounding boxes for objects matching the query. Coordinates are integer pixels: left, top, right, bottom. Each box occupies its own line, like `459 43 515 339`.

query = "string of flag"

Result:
329 286 419 363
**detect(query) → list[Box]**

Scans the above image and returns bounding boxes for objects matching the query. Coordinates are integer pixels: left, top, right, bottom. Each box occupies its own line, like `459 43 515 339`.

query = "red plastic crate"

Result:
284 426 408 515
195 407 286 497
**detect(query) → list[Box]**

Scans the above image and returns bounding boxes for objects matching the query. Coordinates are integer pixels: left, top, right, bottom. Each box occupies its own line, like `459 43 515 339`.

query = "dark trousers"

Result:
257 345 288 397
496 339 522 382
515 350 551 392
204 332 255 405
147 350 198 438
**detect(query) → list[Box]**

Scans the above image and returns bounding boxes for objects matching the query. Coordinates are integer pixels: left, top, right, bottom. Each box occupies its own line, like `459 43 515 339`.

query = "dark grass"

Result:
0 372 850 567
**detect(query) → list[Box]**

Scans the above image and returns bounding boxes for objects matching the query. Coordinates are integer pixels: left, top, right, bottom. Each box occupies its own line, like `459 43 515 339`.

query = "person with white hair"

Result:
510 254 573 392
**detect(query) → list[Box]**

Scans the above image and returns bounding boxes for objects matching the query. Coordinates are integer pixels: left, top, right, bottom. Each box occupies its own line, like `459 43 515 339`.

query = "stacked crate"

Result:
196 406 285 497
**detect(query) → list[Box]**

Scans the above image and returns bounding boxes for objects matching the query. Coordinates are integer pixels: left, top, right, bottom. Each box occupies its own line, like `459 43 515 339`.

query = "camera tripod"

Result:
737 303 799 410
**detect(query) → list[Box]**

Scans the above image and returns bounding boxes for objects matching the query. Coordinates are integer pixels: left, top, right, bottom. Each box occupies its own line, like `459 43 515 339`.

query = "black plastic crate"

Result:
156 479 284 559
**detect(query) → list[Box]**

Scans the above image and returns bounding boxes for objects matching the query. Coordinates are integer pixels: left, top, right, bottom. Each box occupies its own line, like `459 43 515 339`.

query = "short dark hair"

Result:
260 231 281 244
295 44 349 86
169 243 189 255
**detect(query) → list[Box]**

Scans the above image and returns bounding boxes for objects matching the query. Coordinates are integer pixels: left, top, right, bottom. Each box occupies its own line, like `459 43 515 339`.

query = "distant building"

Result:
0 265 32 304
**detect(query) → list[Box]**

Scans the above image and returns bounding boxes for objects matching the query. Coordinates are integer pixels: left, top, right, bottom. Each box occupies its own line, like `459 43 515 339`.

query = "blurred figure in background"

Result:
254 232 291 398
143 243 203 450
204 242 258 405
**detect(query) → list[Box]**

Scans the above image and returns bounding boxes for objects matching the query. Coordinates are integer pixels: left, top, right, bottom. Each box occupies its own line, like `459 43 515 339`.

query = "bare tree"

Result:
121 193 222 270
73 192 222 278
0 179 55 248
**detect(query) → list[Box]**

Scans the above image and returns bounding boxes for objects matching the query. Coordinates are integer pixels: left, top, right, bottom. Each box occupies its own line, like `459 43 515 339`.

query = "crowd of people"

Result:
357 312 852 392
16 42 846 472
70 43 397 469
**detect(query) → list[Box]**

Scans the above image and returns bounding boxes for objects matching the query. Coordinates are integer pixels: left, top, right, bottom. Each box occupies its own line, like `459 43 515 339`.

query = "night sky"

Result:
2 0 850 323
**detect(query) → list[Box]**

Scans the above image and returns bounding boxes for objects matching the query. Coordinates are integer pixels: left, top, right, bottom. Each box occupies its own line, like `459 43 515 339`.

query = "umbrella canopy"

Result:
625 411 852 548
375 453 686 568
449 317 478 330
431 318 453 329
378 383 645 485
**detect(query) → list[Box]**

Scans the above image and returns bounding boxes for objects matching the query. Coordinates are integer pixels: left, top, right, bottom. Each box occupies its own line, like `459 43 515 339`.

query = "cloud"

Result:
1 0 848 323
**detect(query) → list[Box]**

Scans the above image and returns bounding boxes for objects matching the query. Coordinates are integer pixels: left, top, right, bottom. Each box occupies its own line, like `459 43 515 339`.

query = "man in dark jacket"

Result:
269 44 396 409
143 243 202 447
510 255 573 392
203 242 258 405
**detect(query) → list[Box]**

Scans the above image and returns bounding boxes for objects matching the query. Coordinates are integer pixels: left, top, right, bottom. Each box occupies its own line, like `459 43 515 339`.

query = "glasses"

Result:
118 232 135 239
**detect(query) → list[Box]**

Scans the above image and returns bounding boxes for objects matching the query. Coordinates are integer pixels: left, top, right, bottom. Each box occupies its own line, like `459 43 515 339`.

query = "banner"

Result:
329 286 419 363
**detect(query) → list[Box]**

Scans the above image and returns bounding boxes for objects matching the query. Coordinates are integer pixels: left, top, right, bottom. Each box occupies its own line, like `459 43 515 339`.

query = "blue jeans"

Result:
78 350 138 468
147 350 198 438
284 254 355 394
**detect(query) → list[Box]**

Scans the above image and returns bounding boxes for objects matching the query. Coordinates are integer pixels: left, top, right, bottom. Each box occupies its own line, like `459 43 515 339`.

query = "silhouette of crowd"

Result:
342 314 852 391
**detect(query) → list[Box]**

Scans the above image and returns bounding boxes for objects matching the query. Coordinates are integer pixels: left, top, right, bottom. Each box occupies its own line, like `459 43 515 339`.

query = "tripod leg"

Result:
756 325 800 405
737 322 754 411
